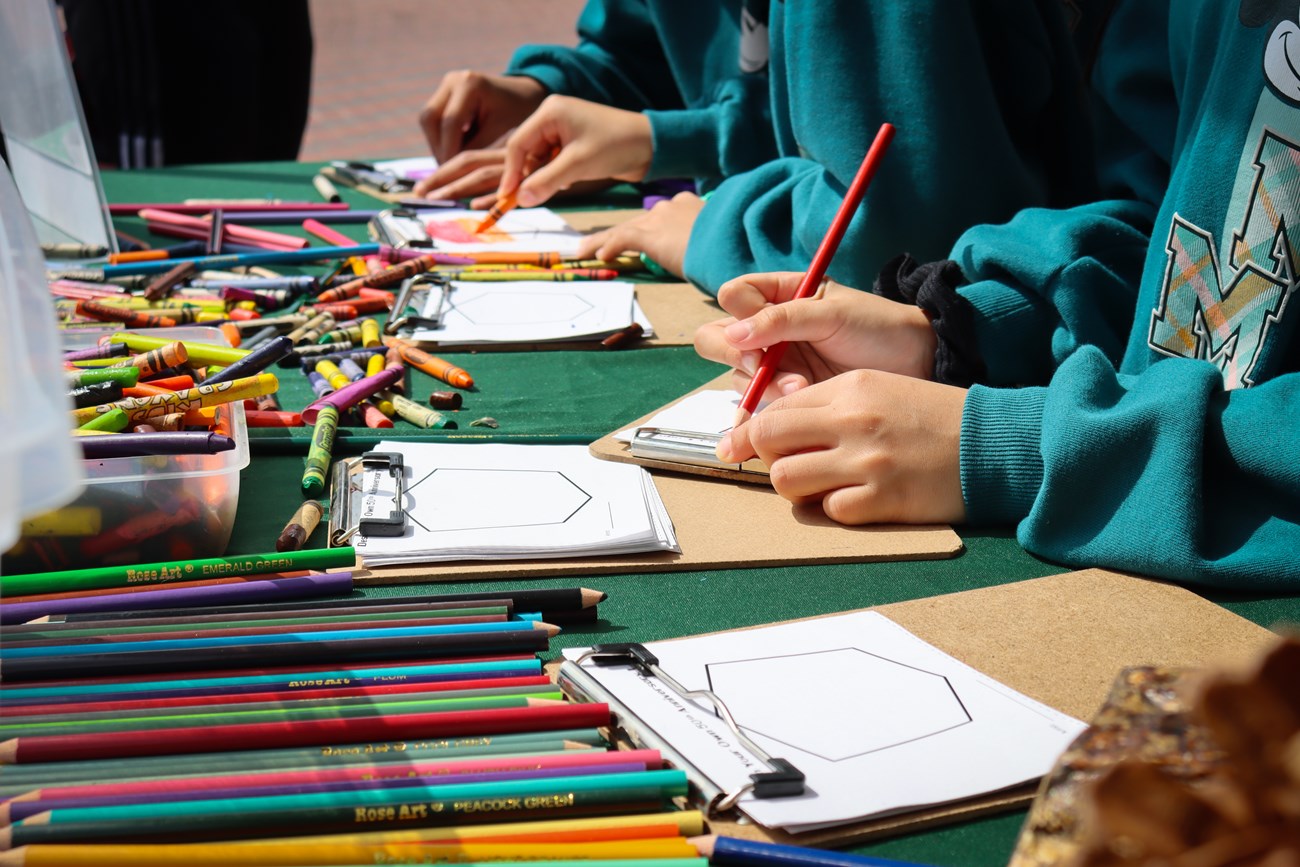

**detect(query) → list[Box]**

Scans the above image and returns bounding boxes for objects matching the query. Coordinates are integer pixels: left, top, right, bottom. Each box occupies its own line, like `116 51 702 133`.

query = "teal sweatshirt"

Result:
681 0 1097 296
505 0 776 190
955 0 1300 588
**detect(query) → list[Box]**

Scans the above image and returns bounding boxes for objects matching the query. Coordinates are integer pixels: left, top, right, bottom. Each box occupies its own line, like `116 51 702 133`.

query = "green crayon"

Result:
67 367 140 388
301 404 339 496
76 407 129 432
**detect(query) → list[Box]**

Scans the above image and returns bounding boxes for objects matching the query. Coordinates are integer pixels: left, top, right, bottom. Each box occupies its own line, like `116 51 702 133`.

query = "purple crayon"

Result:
78 432 236 459
301 364 403 424
64 342 130 362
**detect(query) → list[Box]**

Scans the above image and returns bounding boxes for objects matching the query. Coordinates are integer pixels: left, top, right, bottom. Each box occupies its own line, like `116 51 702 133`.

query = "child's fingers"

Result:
717 272 810 313
516 150 583 208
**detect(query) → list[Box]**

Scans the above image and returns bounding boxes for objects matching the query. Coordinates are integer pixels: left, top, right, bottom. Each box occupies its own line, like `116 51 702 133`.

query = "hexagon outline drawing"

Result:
450 290 596 325
403 467 593 533
703 647 972 762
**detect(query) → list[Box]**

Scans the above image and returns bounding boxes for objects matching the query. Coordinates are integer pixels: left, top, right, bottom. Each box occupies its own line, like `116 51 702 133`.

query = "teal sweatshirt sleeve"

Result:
953 201 1155 387
505 0 679 112
962 348 1300 589
681 0 1093 297
643 72 774 185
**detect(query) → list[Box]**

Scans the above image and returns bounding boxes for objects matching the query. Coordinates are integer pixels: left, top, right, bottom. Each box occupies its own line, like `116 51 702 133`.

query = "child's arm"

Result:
962 348 1300 590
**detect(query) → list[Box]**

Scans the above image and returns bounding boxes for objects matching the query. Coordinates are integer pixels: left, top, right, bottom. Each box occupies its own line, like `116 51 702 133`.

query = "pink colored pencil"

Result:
140 208 309 250
7 750 663 805
110 202 350 215
302 218 355 247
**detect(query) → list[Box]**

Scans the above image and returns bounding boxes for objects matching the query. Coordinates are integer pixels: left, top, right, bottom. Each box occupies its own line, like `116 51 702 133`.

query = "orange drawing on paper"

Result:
427 219 513 244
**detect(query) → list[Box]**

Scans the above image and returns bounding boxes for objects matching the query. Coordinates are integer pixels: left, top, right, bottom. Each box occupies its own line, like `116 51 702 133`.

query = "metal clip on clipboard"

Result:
564 642 805 816
327 452 408 546
385 273 452 336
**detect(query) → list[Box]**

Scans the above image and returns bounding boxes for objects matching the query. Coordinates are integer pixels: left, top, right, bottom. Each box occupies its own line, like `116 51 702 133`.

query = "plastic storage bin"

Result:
1 327 251 575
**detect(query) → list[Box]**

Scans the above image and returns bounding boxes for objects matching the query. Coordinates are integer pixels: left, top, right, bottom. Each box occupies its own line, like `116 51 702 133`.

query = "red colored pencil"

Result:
0 703 612 762
736 122 896 420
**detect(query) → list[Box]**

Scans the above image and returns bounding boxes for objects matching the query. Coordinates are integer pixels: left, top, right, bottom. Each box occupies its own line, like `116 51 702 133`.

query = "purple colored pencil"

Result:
4 763 648 822
78 432 236 459
0 573 354 626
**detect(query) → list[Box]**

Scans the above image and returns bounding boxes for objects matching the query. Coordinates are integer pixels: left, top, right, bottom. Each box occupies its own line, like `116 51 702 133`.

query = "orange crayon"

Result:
385 338 473 389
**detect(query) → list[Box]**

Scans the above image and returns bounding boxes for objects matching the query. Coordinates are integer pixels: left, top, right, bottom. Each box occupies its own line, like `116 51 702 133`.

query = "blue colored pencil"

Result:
102 244 382 277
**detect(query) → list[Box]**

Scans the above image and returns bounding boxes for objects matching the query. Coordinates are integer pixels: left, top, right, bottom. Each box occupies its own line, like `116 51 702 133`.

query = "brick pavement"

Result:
301 0 586 162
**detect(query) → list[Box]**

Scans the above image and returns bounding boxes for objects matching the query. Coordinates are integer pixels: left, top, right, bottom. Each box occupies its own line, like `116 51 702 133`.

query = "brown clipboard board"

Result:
556 568 1281 849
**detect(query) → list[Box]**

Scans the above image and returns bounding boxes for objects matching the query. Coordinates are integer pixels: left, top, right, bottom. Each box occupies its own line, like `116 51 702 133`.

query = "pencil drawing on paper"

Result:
403 467 593 533
705 648 972 761
451 290 597 327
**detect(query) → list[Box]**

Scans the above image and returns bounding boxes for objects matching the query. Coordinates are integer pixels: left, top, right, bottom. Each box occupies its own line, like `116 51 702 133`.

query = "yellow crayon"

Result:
72 373 278 425
20 508 103 537
313 360 352 392
360 316 381 348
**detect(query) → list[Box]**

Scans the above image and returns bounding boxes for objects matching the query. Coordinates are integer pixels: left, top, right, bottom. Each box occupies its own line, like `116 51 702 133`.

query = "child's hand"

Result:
718 370 967 525
419 71 547 162
500 95 653 208
577 192 703 277
694 273 938 399
413 148 506 201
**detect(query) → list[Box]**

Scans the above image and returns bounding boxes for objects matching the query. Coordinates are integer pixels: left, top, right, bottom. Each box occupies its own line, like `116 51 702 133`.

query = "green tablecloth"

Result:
98 162 1300 866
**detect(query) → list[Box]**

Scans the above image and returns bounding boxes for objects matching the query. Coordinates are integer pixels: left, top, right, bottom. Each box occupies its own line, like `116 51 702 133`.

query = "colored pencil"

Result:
2 769 685 844
0 761 650 823
736 122 895 420
0 845 704 867
3 749 662 811
46 586 606 623
101 244 382 277
0 702 611 762
0 694 566 737
0 573 355 626
0 620 558 659
692 834 937 867
0 658 544 705
17 599 512 632
0 572 311 606
0 674 554 718
1 609 513 645
0 625 553 680
0 547 355 597
0 731 606 792
108 202 351 215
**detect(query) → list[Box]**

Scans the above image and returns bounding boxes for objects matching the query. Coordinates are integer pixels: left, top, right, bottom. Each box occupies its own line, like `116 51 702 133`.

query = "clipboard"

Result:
589 373 769 483
552 568 1280 848
328 448 963 585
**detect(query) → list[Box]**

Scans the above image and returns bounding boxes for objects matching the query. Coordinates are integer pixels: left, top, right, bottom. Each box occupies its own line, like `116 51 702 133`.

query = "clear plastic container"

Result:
2 328 251 575
0 153 84 558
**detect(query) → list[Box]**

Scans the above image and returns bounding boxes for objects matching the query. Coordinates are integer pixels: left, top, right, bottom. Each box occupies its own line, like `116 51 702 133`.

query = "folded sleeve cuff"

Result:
959 280 1059 386
644 108 722 181
960 384 1046 525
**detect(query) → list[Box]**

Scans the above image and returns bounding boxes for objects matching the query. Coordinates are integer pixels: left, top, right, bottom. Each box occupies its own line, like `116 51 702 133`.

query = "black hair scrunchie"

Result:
872 253 986 388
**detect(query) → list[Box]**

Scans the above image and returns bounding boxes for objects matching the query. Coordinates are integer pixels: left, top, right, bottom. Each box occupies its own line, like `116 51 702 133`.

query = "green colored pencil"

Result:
8 770 688 844
0 548 356 597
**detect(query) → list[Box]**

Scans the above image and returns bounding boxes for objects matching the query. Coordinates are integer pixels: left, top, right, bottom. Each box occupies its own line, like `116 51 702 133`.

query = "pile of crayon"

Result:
0 573 722 863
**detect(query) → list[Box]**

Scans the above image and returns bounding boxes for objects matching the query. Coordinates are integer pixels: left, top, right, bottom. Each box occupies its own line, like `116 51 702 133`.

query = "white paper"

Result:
615 389 757 442
423 207 585 255
563 612 1084 832
372 156 439 181
411 280 644 345
352 443 678 566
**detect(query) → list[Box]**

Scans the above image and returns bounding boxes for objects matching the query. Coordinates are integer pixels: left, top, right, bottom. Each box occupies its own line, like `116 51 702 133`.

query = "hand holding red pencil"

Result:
732 122 897 425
